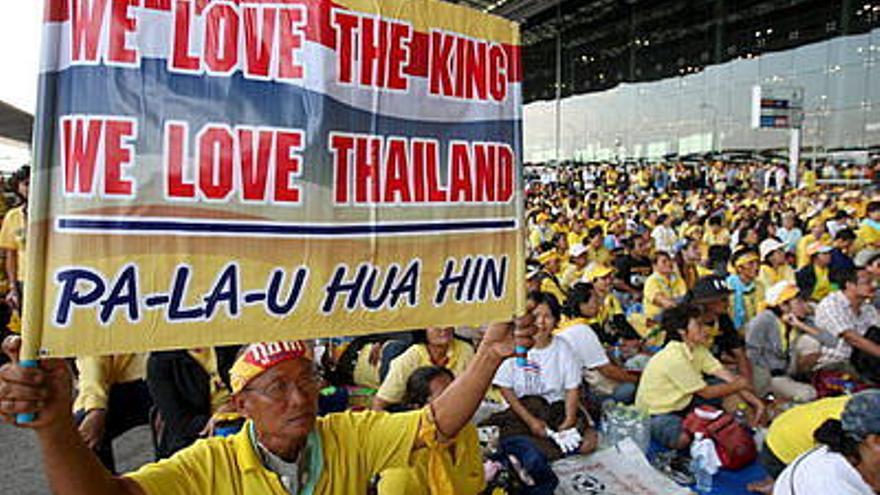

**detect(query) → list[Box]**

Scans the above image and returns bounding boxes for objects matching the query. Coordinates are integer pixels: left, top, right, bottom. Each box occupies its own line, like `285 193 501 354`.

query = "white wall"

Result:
524 28 880 162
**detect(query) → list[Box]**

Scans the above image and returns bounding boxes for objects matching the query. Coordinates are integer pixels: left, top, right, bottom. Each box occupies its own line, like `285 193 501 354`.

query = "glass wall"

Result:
523 28 880 162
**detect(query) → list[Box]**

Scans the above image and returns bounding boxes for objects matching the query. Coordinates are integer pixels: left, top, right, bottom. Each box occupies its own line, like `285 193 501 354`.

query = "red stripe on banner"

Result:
45 0 522 83
45 0 70 22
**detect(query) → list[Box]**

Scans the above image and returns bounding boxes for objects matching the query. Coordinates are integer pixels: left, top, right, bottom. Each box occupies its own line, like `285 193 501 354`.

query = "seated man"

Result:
745 281 835 402
372 327 475 411
813 267 880 376
634 304 764 450
0 316 534 495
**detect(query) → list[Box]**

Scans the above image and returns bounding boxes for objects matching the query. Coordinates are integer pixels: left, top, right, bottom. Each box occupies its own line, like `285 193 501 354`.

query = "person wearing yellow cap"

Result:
726 248 764 331
795 242 834 303
534 251 567 304
745 282 831 402
580 263 634 344
0 317 537 495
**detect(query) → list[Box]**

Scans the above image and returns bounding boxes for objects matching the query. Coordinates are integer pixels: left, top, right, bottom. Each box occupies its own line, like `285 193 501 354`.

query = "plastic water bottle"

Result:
691 456 713 493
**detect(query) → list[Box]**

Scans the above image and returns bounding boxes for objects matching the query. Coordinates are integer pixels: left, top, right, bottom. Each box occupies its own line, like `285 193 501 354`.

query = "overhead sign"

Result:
23 0 524 358
751 85 804 129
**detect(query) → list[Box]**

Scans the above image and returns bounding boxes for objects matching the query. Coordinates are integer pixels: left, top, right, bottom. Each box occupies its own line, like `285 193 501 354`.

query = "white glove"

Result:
548 428 582 454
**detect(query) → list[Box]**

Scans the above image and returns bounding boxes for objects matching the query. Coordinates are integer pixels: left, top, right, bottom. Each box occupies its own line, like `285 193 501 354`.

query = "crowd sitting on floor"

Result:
1 160 880 495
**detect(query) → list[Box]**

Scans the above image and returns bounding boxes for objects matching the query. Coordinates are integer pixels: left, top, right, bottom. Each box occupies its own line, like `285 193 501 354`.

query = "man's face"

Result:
595 273 613 293
769 250 786 266
738 260 759 281
17 178 28 199
235 359 319 452
815 252 832 267
655 256 674 276
857 271 877 299
703 297 729 316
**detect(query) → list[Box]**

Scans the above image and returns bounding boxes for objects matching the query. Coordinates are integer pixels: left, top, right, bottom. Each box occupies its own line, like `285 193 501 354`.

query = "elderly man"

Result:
0 318 534 495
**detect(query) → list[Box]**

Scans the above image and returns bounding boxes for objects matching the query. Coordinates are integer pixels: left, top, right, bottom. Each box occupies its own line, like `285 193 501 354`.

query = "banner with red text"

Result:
23 0 523 358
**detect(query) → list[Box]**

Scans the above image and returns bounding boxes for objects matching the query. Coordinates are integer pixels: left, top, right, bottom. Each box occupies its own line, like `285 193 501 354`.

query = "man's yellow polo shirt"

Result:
376 340 474 405
128 410 434 495
642 272 687 321
635 342 722 415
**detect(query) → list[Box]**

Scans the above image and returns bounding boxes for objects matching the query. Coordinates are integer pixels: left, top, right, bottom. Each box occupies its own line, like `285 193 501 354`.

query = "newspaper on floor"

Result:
553 438 692 495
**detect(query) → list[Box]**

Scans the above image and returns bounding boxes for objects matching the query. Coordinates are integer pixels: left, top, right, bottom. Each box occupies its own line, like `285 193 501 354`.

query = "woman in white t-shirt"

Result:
488 291 598 460
774 390 880 495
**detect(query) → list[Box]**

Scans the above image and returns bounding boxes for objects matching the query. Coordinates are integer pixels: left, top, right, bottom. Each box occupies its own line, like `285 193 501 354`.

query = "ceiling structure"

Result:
0 101 33 144
445 0 880 103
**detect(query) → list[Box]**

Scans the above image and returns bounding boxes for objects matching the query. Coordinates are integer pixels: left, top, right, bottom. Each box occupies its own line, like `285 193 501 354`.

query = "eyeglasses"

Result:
244 373 320 402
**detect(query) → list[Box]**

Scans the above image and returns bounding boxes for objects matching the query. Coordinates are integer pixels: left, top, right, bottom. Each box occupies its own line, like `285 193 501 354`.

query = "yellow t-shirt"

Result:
73 354 147 412
811 264 833 302
765 396 848 464
759 264 795 294
377 423 485 495
856 222 880 251
586 293 623 328
376 340 475 404
128 409 472 495
567 231 586 251
353 343 382 389
587 247 612 266
642 272 688 321
635 342 723 415
0 206 26 282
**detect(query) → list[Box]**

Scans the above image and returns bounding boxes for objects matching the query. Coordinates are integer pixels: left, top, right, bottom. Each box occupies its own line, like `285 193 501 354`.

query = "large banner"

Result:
23 0 523 358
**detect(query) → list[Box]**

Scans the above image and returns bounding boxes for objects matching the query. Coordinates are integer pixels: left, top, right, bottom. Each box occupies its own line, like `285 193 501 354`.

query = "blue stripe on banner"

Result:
57 217 517 237
46 59 522 157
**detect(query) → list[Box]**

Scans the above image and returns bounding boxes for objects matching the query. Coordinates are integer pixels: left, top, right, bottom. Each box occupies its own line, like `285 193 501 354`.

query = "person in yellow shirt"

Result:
73 354 152 473
534 251 566 304
584 226 612 266
796 217 831 268
0 318 535 495
795 242 834 303
560 243 589 290
758 238 795 295
634 304 764 450
702 215 730 260
377 366 484 495
372 327 475 410
642 251 688 322
566 218 587 250
0 165 29 313
746 396 848 493
855 200 880 252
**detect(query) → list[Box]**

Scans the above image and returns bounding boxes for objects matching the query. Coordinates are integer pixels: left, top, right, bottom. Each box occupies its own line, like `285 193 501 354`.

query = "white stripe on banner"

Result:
40 8 522 123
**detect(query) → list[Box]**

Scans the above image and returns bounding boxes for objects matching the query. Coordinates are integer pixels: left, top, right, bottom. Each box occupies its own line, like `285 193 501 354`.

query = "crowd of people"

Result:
1 159 880 495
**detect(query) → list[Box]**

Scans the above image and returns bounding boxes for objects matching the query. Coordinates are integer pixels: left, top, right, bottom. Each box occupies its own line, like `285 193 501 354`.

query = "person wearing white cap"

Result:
758 238 795 296
745 282 834 402
560 243 589 291
795 242 834 303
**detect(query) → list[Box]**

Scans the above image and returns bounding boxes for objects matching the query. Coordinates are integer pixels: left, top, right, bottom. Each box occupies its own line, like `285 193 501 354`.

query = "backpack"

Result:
683 407 757 470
